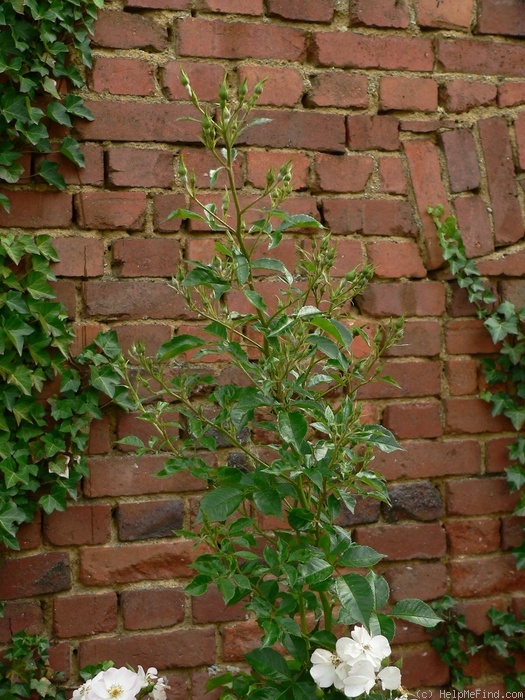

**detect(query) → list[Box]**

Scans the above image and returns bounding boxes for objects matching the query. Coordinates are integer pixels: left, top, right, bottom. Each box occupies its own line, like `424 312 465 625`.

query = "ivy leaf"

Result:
60 136 85 166
46 101 72 126
64 94 94 120
37 160 66 190
0 193 10 212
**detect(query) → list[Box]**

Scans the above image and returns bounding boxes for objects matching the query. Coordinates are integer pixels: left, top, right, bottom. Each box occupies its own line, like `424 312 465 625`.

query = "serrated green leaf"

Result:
198 486 244 522
157 334 205 361
392 599 442 627
245 647 290 683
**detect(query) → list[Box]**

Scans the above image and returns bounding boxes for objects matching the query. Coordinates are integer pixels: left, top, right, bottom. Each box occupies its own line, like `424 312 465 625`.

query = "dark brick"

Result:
384 482 444 522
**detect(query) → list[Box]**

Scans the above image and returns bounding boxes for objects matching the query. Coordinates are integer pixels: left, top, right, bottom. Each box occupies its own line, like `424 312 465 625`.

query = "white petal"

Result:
311 648 333 665
310 663 336 688
370 635 391 662
378 666 402 691
342 660 376 698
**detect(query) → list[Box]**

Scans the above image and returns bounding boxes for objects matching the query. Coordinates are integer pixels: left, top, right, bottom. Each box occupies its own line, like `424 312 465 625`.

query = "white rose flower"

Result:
89 667 143 700
377 665 402 691
341 659 377 698
310 648 340 688
344 626 392 671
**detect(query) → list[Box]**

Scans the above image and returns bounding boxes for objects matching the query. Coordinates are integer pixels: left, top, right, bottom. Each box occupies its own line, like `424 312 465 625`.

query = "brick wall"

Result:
1 0 525 696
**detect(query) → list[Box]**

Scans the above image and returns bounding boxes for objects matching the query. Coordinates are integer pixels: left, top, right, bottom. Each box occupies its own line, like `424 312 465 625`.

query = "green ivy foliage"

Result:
0 233 131 550
0 0 103 207
431 206 525 568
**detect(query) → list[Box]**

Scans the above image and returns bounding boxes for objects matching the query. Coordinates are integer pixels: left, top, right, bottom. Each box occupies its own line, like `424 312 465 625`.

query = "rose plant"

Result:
103 74 440 699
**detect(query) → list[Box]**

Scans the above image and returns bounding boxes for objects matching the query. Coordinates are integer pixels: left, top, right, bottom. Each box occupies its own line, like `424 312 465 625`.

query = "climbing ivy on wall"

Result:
0 0 103 207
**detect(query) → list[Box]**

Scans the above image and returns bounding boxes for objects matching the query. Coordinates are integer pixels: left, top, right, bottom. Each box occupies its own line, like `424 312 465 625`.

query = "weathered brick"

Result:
266 0 334 22
337 498 381 527
347 115 400 151
378 157 408 195
450 555 525 597
500 279 525 308
237 65 303 107
0 552 70 599
117 499 184 541
446 318 496 355
501 515 525 550
438 38 525 77
161 61 225 102
114 323 172 357
386 562 448 601
0 601 43 643
477 0 525 36
181 147 244 190
83 280 192 320
447 476 519 516
88 415 111 455
153 194 187 232
125 0 190 8
311 33 433 70
380 76 438 112
122 588 186 630
79 628 216 669
405 139 452 269
479 117 524 244
93 11 167 51
0 191 71 228
107 148 174 188
323 199 416 236
399 648 450 689
514 112 525 170
356 523 446 560
37 144 104 186
446 358 479 396
246 151 309 190
446 518 501 555
117 412 179 452
314 154 373 193
44 505 111 546
385 482 444 521
358 359 441 399
499 82 525 107
196 0 262 14
75 192 147 231
445 397 513 434
440 129 481 192
90 57 155 96
113 238 180 278
478 248 525 276
51 280 76 319
385 319 442 357
454 196 494 257
358 281 446 317
85 455 205 498
367 240 426 279
373 440 481 480
178 18 305 61
327 240 365 277
222 620 261 661
53 593 117 638
440 80 497 113
350 0 410 28
307 72 368 109
382 401 442 439
415 0 475 29
192 585 248 623
51 238 104 277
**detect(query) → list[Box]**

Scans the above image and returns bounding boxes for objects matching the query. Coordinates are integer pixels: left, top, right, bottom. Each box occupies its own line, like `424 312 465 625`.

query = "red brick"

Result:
446 518 501 555
83 280 192 320
108 148 174 188
380 76 438 112
450 554 525 597
373 440 481 480
382 401 442 439
113 238 180 278
477 0 525 36
441 80 497 112
500 279 525 308
237 65 303 107
53 593 117 638
454 196 494 257
44 505 111 546
445 397 513 434
314 154 373 193
161 61 225 102
386 562 448 601
181 147 244 190
75 102 200 143
404 139 450 270
79 628 216 669
75 192 146 231
0 601 43 643
117 411 179 452
0 552 70 599
350 0 409 27
347 115 400 151
486 437 515 473
312 33 433 70
93 11 167 51
446 318 496 354
501 515 524 549
114 323 172 358
358 359 441 399
479 117 524 245
0 191 71 229
88 415 111 455
242 109 345 153
307 72 368 109
356 523 446 560
246 151 309 190
80 541 199 585
447 281 482 317
266 0 333 22
90 57 155 96
122 588 185 630
446 358 479 396
367 240 426 279
514 113 525 170
358 281 446 317
458 597 507 635
440 129 481 192
178 18 305 61
38 144 104 186
323 199 416 236
330 240 365 277
51 280 76 319
438 38 525 77
153 194 187 232
386 319 442 357
117 499 184 541
415 0 474 28
399 647 450 689
480 249 525 276
196 0 262 14
192 585 248 623
222 619 261 661
13 513 42 551
125 0 190 7
447 476 519 516
51 237 104 277
499 81 525 107
378 157 408 195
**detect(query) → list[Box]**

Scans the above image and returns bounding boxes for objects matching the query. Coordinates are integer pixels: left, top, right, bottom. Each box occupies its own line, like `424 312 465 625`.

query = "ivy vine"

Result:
0 0 103 209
